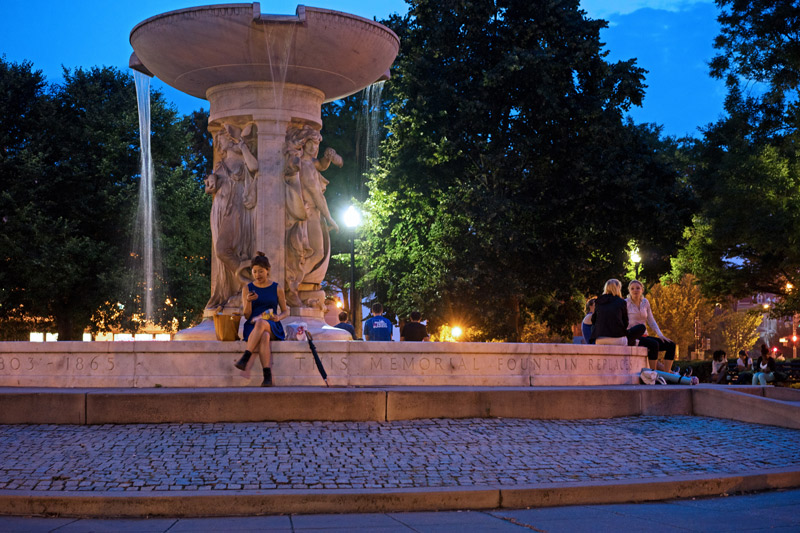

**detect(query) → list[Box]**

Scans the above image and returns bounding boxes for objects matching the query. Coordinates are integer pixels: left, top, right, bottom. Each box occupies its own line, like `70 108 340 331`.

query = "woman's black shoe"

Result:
261 367 273 387
234 350 252 370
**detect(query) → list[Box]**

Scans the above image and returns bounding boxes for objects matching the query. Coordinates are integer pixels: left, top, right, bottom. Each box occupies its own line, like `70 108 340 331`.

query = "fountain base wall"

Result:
0 342 646 388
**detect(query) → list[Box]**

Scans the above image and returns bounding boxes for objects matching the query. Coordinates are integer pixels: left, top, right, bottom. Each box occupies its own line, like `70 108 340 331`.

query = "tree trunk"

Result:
56 313 76 341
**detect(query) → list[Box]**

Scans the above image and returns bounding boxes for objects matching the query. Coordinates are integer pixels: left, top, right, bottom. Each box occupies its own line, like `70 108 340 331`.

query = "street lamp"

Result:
343 205 362 328
630 248 642 279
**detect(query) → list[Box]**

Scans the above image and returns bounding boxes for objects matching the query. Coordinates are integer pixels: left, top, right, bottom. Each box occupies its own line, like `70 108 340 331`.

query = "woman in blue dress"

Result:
234 253 288 386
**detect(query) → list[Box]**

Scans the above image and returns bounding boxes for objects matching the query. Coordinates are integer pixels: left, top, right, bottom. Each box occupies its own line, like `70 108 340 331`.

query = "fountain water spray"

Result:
132 71 163 324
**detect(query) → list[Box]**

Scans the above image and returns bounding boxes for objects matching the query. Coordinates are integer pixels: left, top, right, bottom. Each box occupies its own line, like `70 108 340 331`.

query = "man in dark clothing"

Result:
333 311 357 340
400 311 430 341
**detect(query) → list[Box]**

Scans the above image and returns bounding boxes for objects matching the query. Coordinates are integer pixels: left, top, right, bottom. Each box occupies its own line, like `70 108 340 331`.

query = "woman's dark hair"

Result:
713 350 726 361
761 343 769 356
252 251 271 269
738 350 747 358
584 298 596 314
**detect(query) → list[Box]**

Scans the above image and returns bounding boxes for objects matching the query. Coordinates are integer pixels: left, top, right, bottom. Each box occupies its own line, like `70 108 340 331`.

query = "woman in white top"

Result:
626 280 676 371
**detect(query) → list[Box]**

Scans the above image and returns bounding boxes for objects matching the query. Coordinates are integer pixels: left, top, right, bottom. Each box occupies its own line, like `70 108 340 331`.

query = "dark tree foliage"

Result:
711 0 800 138
362 0 692 340
321 88 392 334
673 0 800 317
0 58 211 339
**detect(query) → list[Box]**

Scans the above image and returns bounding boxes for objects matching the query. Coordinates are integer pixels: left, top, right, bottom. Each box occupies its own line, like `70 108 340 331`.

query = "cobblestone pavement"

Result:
1 416 799 492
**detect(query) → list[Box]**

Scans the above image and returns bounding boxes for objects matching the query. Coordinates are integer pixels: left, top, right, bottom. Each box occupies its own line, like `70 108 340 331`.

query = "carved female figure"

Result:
283 125 341 307
205 123 259 311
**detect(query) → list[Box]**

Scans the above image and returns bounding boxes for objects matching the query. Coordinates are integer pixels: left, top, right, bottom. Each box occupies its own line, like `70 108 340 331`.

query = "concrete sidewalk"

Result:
2 488 799 531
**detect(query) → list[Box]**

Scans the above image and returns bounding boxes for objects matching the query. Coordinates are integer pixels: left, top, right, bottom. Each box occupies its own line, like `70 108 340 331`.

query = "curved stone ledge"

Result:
0 341 647 388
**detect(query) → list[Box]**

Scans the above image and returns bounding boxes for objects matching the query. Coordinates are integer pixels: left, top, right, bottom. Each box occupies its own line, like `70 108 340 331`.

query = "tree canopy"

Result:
672 0 800 319
361 0 693 340
0 58 211 339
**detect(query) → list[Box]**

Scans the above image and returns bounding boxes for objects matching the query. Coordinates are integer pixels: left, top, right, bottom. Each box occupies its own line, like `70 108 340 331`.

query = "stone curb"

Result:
2 385 799 426
1 467 798 517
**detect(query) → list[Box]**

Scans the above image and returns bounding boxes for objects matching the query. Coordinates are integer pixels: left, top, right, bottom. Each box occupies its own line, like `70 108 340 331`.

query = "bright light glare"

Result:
630 249 641 264
451 326 463 339
343 205 362 228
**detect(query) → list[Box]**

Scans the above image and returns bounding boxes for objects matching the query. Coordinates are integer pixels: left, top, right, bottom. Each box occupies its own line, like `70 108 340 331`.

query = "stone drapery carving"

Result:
283 124 342 309
204 122 258 312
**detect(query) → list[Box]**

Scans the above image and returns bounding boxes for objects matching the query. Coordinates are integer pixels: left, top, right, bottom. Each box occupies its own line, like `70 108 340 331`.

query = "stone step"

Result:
2 385 799 427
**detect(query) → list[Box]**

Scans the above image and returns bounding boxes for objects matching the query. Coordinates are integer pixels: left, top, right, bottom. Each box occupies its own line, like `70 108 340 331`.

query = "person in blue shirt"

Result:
363 303 393 341
333 311 357 340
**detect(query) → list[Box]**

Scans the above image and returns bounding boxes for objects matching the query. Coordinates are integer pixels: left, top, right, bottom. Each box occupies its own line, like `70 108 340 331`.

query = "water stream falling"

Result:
355 81 386 198
263 25 296 134
362 81 386 168
133 71 162 324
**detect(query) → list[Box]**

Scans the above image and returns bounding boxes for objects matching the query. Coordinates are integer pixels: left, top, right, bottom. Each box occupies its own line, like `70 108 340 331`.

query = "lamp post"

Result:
787 283 797 359
343 205 362 333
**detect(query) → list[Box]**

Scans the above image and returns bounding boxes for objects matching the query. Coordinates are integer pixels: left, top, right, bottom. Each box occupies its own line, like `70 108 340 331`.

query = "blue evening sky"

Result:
1 0 724 138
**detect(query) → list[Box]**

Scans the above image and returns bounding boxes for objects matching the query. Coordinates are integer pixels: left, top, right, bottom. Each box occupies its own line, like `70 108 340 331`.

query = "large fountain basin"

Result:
130 3 399 102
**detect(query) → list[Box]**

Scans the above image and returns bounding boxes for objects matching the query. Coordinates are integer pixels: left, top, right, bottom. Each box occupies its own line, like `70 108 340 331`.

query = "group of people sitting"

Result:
332 303 430 342
712 345 780 385
581 279 676 372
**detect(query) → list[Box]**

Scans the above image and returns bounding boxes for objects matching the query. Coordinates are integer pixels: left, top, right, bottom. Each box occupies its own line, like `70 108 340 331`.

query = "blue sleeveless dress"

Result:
243 282 286 341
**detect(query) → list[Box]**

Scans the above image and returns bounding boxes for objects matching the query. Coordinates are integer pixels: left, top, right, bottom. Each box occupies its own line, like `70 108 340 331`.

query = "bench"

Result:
726 360 800 386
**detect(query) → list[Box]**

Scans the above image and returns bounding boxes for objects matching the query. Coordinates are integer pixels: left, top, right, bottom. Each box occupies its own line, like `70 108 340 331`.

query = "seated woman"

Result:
234 253 288 386
752 344 776 386
581 297 596 344
626 280 677 372
735 349 754 384
711 349 728 384
591 279 628 345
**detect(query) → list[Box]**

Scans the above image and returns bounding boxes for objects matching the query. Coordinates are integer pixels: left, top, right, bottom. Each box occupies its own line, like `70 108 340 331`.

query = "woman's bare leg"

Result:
247 320 267 353
258 326 273 369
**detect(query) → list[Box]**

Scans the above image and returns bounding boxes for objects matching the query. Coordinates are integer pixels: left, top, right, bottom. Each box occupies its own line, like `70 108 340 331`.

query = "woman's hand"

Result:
659 334 672 343
246 291 258 302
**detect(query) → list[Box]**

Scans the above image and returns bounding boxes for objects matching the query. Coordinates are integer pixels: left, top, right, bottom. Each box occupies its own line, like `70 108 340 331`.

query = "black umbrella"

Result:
305 331 329 387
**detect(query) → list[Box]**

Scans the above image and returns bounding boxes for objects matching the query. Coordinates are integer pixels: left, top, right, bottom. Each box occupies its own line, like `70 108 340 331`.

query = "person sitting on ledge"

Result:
333 311 357 340
364 302 393 341
581 297 596 345
711 349 728 384
735 349 754 384
234 253 288 386
752 343 776 386
591 279 628 345
626 279 676 372
401 311 430 341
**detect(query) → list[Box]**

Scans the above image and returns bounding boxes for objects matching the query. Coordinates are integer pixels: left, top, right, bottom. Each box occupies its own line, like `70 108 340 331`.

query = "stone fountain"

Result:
129 3 399 340
0 3 649 389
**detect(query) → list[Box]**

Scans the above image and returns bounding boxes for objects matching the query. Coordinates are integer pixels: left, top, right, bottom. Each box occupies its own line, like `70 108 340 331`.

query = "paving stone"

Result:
1 416 799 492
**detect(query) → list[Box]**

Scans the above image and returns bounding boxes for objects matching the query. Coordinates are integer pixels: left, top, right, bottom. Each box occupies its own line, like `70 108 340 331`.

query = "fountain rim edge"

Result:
129 2 400 48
